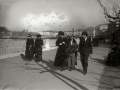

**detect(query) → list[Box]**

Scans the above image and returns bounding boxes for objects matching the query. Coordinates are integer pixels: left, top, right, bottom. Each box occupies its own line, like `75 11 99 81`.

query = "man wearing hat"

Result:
25 34 34 65
78 31 92 75
54 31 69 71
34 34 43 62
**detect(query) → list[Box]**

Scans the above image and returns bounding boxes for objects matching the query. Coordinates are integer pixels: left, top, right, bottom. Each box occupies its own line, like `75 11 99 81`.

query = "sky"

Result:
0 0 118 32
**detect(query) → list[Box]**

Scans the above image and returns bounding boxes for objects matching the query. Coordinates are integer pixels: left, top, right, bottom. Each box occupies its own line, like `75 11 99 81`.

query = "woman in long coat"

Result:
25 34 34 64
35 34 43 62
54 31 68 71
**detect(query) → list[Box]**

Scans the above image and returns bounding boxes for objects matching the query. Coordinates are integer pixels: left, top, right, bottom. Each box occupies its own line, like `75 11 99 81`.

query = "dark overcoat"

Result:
25 38 34 60
35 38 43 62
54 37 68 67
78 37 92 55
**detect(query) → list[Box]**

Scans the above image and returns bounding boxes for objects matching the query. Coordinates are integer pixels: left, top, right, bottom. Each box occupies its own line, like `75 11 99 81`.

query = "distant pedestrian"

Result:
25 34 34 65
34 34 43 62
78 31 92 75
96 36 99 47
92 36 96 47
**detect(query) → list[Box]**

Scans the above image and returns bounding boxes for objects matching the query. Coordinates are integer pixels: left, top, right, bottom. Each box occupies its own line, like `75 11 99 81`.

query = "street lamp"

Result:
93 26 95 37
72 28 74 36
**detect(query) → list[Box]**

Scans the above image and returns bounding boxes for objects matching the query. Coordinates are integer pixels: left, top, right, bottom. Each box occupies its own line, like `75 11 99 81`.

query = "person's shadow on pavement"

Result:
35 60 89 90
41 59 83 73
20 53 84 74
20 55 89 90
41 59 59 70
20 53 27 61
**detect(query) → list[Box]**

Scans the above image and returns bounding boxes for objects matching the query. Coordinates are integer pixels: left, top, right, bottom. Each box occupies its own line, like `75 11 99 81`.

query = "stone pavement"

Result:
0 43 120 90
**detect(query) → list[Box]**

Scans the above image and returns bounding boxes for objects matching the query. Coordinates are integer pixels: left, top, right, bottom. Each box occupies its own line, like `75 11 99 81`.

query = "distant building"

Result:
99 24 108 31
99 24 109 37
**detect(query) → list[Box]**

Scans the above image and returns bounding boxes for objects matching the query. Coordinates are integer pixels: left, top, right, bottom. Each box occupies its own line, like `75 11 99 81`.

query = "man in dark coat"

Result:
25 34 34 65
54 31 68 71
35 34 43 62
78 31 92 75
96 36 99 47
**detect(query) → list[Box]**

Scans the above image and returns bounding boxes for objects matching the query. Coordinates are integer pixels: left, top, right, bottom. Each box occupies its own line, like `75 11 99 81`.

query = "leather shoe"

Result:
69 67 72 71
83 71 87 75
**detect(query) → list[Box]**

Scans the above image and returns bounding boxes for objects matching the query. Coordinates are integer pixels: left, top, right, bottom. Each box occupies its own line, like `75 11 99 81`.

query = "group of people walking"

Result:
25 34 43 64
54 31 92 75
54 31 78 71
25 31 93 75
92 36 99 47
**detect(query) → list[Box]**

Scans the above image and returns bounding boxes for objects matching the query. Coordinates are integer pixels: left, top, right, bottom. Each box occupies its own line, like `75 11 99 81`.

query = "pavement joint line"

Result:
0 47 58 60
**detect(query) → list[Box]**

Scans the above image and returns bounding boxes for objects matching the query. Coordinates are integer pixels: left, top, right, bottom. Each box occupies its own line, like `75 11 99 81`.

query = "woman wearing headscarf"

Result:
25 34 34 65
34 34 43 62
54 31 69 71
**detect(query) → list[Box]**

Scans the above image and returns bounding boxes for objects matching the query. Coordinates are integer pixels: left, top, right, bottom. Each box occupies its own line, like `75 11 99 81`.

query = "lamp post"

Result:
93 26 95 37
72 28 75 36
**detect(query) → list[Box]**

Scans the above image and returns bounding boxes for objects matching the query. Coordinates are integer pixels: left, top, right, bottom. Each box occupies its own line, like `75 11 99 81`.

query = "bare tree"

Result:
97 0 120 22
97 0 120 43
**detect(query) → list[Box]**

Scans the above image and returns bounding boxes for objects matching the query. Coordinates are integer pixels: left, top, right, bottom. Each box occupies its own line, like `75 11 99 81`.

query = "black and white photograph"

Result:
0 0 120 90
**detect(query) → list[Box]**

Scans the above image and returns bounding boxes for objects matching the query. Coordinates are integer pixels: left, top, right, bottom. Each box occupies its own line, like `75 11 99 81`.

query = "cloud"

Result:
0 0 110 31
21 11 70 32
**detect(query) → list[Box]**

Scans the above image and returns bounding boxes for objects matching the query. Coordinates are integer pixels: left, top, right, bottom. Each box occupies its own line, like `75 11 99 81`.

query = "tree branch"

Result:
97 0 120 22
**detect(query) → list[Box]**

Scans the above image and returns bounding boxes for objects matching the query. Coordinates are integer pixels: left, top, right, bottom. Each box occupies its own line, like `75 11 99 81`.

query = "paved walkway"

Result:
0 43 120 90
